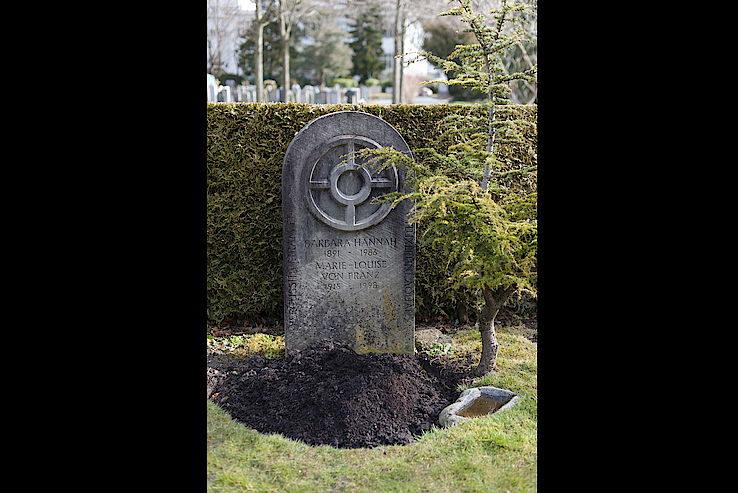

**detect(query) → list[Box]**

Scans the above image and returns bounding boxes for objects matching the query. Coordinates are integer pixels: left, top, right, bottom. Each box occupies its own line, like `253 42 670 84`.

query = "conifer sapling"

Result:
355 0 537 376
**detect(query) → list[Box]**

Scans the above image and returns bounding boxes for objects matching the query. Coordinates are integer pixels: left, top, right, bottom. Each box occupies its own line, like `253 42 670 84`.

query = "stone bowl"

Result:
438 386 520 427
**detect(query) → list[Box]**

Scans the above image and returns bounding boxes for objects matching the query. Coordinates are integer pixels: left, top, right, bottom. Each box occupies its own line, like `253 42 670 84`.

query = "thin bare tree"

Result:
207 0 242 77
389 0 451 103
252 0 275 101
469 0 537 104
392 0 405 103
275 0 317 101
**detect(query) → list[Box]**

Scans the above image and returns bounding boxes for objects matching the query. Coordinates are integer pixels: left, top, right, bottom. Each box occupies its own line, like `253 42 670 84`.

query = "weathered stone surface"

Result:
282 111 415 354
414 328 453 350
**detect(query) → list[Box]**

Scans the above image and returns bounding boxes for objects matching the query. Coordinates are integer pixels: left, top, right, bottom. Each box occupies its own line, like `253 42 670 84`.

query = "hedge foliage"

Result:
207 102 537 325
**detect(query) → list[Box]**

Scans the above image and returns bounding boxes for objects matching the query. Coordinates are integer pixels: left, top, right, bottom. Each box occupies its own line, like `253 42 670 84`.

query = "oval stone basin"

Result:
439 386 520 427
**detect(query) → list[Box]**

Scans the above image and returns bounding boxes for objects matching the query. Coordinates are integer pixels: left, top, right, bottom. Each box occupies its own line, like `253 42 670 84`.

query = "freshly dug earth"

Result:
208 340 467 449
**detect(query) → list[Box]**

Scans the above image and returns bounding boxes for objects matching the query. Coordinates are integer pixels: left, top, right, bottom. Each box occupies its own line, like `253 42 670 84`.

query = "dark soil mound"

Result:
208 340 467 448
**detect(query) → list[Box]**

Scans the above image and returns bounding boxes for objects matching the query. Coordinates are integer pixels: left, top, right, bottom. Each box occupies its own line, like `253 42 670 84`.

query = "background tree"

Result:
347 3 385 83
421 17 482 101
472 0 537 104
299 11 354 87
388 0 456 103
359 0 537 376
252 0 275 101
237 17 283 84
421 0 537 103
237 13 307 86
275 0 316 101
500 4 536 104
392 0 406 103
207 0 242 77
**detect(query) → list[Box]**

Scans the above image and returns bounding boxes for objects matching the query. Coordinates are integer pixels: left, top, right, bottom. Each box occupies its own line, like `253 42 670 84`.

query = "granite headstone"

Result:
282 111 415 354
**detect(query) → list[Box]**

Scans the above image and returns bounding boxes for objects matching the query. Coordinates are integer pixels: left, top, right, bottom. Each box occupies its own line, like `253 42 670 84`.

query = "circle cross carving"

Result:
304 135 398 231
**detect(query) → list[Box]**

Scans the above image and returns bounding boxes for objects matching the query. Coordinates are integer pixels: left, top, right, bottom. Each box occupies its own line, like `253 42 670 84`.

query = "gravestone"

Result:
291 84 302 102
282 111 415 354
302 85 315 104
356 85 367 102
240 85 256 102
329 86 342 104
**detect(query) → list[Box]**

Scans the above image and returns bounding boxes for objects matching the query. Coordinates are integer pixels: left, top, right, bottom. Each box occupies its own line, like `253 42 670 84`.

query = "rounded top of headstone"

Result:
283 112 413 232
284 111 412 161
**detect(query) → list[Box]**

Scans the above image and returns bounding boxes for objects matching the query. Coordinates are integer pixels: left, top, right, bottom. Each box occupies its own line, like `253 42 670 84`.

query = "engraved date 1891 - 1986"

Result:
323 247 379 257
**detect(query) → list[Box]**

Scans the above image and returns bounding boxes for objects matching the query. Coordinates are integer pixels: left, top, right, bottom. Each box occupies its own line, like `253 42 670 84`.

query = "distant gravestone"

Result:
345 88 356 103
291 84 302 102
222 86 233 102
242 85 256 102
303 85 315 104
282 111 415 354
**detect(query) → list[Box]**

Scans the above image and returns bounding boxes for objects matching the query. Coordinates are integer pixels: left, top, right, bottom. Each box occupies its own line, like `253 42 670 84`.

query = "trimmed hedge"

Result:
207 102 537 325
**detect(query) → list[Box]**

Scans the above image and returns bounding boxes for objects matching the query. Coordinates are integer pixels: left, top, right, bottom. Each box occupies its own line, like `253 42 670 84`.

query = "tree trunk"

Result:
399 16 406 103
255 0 264 102
474 285 516 376
278 1 291 103
475 313 499 377
462 2 500 191
282 39 290 101
392 0 403 104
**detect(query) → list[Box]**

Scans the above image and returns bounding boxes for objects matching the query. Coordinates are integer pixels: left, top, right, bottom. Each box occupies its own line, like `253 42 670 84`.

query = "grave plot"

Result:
207 111 515 448
207 340 467 448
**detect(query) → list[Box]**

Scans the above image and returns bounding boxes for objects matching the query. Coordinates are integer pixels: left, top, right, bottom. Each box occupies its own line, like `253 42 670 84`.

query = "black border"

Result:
82 4 208 489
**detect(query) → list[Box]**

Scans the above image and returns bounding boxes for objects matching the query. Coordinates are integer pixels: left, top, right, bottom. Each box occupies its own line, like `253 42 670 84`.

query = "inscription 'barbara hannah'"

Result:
305 237 397 248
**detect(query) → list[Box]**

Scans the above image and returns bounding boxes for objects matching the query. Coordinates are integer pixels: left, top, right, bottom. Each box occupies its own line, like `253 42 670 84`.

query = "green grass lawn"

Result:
207 325 537 492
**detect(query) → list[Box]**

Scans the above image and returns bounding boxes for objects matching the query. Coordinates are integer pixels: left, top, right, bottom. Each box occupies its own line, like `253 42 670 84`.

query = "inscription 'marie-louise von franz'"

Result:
282 111 415 354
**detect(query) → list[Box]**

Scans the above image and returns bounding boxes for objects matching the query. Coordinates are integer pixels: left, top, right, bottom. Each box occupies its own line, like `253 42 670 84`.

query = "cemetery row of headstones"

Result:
207 80 375 104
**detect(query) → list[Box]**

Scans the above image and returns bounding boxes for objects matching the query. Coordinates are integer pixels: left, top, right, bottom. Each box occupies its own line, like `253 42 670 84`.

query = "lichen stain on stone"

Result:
354 323 369 353
353 322 407 354
382 287 398 325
